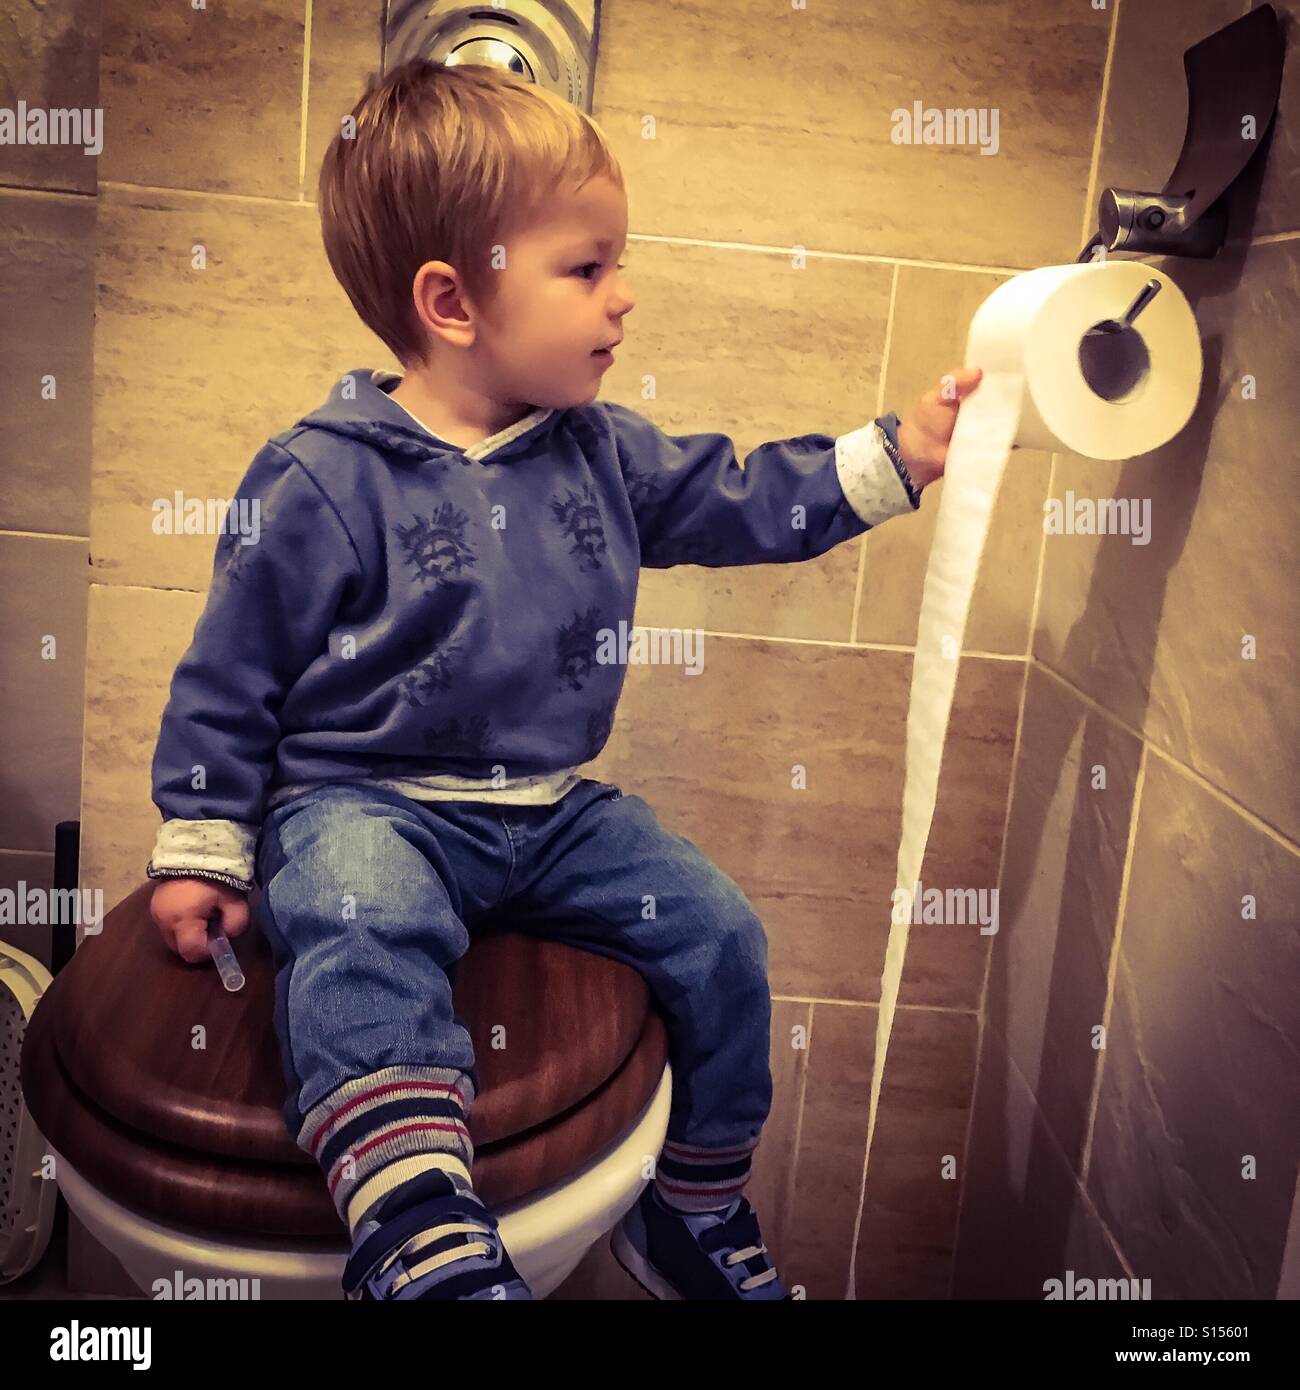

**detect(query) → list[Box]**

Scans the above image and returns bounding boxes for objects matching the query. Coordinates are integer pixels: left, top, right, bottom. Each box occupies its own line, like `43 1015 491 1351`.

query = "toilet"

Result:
20 882 671 1299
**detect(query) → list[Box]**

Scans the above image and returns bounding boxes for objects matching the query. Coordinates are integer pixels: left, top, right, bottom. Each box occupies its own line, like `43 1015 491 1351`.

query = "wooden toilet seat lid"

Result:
42 883 655 1164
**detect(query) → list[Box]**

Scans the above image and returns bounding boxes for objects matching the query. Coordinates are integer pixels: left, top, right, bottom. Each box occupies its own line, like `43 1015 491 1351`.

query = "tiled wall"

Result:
953 0 1300 1300
3 0 1292 1302
0 0 99 970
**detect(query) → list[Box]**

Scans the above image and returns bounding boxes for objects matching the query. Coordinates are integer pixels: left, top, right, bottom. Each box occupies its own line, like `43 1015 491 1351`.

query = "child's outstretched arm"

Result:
596 364 981 570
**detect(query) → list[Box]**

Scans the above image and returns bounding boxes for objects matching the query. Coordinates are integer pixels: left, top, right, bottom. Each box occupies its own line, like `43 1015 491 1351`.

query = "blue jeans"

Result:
253 778 773 1153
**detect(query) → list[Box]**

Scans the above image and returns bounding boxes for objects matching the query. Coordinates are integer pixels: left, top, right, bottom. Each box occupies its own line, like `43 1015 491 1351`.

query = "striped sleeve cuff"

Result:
833 418 919 527
147 818 259 891
874 412 923 509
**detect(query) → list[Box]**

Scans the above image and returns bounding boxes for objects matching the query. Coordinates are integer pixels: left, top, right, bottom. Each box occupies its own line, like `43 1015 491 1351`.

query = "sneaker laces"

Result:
703 1199 781 1292
380 1219 498 1296
343 1191 502 1299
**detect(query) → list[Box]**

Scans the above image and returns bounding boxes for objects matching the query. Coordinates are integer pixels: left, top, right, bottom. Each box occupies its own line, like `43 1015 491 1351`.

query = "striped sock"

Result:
297 1064 478 1235
653 1135 761 1214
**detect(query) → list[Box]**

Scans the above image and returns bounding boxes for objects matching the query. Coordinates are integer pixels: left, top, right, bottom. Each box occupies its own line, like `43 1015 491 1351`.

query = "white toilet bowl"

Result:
53 1062 672 1300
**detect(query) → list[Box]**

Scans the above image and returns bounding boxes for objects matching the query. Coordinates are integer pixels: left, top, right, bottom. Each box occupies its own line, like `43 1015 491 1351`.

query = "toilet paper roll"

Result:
847 261 1202 1293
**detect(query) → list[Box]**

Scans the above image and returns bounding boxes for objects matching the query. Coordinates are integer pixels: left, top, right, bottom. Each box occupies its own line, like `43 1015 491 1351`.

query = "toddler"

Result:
147 58 981 1301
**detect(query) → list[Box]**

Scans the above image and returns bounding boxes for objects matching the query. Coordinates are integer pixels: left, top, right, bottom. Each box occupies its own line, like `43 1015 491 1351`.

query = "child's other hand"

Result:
151 878 250 964
896 367 984 490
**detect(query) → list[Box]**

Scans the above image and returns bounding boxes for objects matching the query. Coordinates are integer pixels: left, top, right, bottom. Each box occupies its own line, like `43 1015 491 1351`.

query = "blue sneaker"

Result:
611 1184 792 1300
342 1174 534 1301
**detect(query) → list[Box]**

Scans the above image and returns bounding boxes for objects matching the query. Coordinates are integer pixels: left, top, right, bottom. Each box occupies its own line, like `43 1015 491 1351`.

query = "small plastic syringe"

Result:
207 928 246 992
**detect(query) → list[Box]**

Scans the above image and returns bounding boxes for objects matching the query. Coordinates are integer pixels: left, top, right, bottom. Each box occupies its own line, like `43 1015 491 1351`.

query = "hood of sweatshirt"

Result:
290 366 564 465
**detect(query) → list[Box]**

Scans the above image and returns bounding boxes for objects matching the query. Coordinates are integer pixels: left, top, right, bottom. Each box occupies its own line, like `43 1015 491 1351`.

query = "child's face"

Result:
472 174 635 409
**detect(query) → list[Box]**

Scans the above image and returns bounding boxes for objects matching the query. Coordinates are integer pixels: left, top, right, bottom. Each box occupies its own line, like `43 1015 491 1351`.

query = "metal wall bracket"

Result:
1079 4 1285 261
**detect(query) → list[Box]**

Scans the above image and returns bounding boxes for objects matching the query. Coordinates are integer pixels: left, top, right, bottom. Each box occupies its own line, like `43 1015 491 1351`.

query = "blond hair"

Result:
318 59 624 367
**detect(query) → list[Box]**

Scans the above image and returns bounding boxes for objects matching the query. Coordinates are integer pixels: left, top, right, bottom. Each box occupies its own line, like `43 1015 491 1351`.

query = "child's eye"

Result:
575 261 629 278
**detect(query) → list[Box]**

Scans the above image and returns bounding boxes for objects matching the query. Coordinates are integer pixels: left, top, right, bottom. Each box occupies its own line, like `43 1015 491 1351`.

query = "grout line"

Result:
1078 0 1123 251
1025 464 1054 657
626 231 1029 276
0 182 94 201
652 626 1025 658
97 179 314 209
1031 660 1300 856
875 262 899 421
770 994 977 1013
86 580 206 595
1078 739 1147 1188
850 262 900 647
0 529 89 542
36 186 1300 247
299 0 315 202
1144 742 1300 854
947 652 1033 1297
1001 1037 1142 1284
783 1000 814 1249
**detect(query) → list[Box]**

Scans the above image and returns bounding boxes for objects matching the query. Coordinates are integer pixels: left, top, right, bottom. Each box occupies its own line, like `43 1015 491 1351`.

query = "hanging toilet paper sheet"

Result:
848 260 1202 1292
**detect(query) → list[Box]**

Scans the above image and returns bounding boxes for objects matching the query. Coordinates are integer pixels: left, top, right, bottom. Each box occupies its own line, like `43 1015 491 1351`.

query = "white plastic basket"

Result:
0 941 58 1283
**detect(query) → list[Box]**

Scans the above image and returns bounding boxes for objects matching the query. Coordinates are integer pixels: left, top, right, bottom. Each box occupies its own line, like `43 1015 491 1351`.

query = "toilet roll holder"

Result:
1077 4 1284 262
1078 277 1163 403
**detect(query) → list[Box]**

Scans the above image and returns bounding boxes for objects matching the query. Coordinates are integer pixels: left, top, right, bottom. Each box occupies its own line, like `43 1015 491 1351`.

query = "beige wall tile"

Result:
778 999 979 1298
0 189 94 535
952 1028 1126 1298
0 534 87 853
859 263 1051 653
99 0 305 198
79 583 203 915
748 995 809 1266
1247 0 1300 237
1086 753 1300 1299
0 0 100 193
1035 238 1299 842
852 1006 979 1299
780 999 874 1298
588 636 1019 1009
92 187 391 590
609 240 892 641
987 664 1143 1171
302 0 386 204
594 0 1109 268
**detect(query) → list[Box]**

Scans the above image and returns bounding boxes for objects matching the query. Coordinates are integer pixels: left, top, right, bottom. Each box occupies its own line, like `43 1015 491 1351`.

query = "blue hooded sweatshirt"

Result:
146 367 920 890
